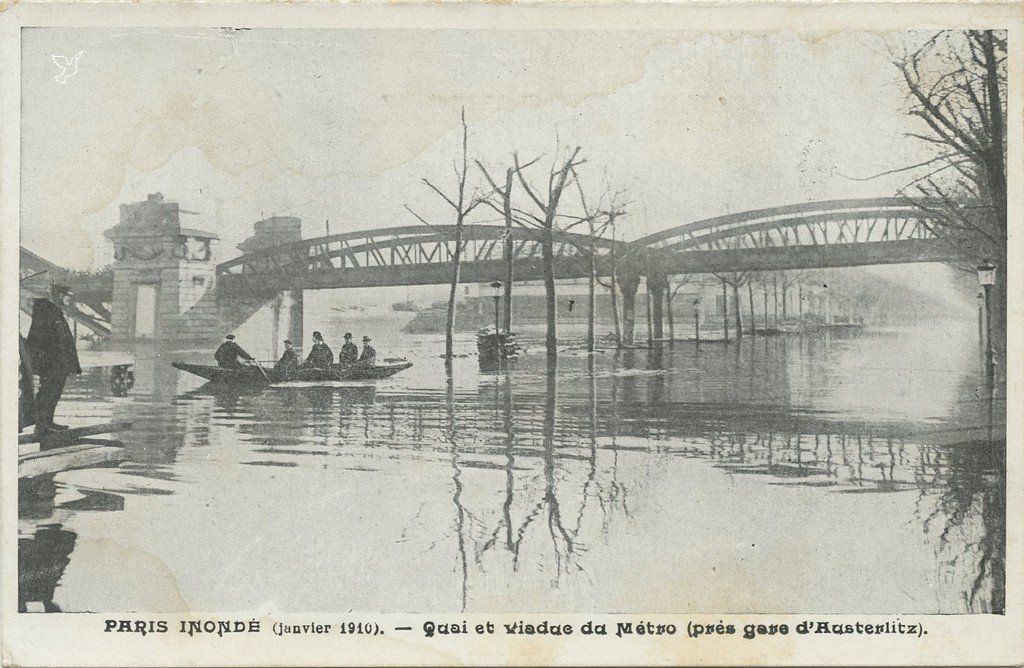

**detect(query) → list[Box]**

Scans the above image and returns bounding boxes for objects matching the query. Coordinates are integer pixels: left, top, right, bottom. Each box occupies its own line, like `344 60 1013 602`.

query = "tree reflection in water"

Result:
910 372 1006 614
444 374 470 612
19 328 1005 614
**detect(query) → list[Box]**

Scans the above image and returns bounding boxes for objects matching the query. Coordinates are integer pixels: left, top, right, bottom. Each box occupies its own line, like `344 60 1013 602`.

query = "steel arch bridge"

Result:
637 197 958 275
216 198 960 292
216 224 632 292
639 197 945 251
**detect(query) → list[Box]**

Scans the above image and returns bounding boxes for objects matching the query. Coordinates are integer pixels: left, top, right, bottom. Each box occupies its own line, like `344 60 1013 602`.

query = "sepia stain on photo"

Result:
16 27 1006 617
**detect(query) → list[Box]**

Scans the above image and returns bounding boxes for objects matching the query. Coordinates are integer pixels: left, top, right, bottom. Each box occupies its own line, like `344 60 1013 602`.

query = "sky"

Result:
21 27 942 284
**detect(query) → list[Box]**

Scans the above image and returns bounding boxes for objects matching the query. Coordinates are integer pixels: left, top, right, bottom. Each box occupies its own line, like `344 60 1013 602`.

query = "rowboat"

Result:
172 360 413 385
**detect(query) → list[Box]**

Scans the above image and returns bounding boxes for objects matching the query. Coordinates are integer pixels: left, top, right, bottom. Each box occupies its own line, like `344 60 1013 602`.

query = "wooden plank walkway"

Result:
18 421 132 446
18 422 131 481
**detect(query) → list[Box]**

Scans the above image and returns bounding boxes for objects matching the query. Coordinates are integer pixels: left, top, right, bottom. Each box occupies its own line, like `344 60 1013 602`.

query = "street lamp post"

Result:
490 280 503 335
692 298 701 344
977 291 985 352
977 260 997 464
977 260 996 376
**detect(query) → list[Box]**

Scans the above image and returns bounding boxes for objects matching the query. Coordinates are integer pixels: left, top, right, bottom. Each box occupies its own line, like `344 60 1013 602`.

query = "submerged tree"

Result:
405 108 483 373
476 162 518 334
715 272 749 340
595 196 628 348
513 145 586 365
571 172 627 353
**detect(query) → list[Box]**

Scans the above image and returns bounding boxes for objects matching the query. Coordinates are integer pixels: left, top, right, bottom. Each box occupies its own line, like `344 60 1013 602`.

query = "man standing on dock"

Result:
25 285 81 436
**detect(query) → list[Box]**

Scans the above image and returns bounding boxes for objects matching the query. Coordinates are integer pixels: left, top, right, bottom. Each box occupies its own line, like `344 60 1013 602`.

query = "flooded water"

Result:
18 316 1005 615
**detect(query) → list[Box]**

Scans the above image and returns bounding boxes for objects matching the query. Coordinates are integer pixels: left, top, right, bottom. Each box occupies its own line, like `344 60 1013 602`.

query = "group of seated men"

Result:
214 331 377 373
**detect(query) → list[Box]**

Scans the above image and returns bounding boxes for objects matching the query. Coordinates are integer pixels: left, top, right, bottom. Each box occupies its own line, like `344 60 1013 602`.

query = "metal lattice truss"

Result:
637 198 945 253
217 198 957 288
217 224 628 278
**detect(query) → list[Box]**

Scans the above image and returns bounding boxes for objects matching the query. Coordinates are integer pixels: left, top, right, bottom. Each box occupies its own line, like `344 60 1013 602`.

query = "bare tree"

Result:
716 271 749 340
476 162 517 333
513 145 586 364
405 108 483 373
889 30 1007 357
570 172 625 353
595 198 628 348
746 273 757 335
666 276 694 342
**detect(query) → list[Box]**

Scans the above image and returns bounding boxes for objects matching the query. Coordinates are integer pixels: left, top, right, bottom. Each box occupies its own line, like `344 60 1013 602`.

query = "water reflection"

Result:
18 323 1005 614
19 525 77 612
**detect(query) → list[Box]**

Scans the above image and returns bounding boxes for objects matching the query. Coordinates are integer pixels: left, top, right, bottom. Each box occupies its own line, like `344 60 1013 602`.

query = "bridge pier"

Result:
269 291 303 357
647 273 668 343
618 271 641 346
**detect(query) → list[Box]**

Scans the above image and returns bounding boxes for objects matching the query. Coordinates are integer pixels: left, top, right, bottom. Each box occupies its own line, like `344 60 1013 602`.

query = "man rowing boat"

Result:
214 334 254 369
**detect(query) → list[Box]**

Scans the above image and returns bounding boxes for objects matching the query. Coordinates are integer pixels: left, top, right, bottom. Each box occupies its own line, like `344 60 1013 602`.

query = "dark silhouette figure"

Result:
303 331 334 369
26 291 81 435
274 339 300 376
339 332 359 365
359 336 377 365
19 335 35 431
214 334 253 368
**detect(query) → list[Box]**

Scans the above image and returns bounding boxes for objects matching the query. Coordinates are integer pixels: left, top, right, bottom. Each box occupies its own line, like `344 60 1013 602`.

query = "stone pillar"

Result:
618 271 641 346
647 273 668 342
285 290 304 348
270 297 282 360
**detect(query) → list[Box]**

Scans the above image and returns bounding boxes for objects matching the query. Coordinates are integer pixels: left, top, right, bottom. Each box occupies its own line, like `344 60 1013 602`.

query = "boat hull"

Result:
172 361 413 385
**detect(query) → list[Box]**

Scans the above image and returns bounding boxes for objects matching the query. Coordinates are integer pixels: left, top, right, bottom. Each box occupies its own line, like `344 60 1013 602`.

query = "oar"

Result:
248 360 272 385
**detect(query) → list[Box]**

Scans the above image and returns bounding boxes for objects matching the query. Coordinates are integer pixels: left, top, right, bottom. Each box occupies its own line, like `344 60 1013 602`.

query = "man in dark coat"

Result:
303 331 334 369
25 287 82 434
358 335 377 365
19 335 36 431
339 332 359 365
274 339 300 377
214 334 253 368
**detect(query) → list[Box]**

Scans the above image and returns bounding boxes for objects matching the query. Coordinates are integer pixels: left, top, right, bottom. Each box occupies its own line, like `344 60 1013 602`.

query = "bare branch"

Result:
513 153 547 212
840 152 961 181
422 178 459 211
404 204 444 236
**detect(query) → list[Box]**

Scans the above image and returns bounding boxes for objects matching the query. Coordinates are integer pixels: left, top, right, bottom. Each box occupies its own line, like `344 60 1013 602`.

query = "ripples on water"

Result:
18 321 1005 615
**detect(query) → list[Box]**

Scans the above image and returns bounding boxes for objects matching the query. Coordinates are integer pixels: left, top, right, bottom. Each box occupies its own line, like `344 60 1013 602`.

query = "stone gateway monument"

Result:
104 193 302 344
